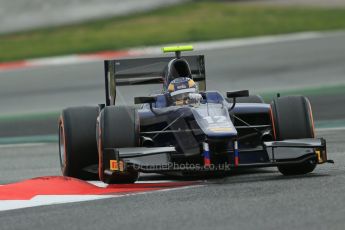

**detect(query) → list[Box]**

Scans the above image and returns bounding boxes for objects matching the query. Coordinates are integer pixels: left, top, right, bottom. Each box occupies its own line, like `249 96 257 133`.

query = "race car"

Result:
58 45 332 184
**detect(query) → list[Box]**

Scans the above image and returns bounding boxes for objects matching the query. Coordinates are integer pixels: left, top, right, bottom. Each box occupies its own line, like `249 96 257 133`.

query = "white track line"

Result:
129 31 336 56
88 180 186 187
0 195 119 212
28 55 82 66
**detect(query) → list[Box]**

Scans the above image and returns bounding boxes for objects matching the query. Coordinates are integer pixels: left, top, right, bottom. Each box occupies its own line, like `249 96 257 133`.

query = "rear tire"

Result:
59 106 99 180
270 96 316 175
97 106 140 184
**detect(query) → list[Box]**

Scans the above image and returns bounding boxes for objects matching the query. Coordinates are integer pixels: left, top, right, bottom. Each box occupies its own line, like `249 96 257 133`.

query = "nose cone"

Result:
192 106 237 138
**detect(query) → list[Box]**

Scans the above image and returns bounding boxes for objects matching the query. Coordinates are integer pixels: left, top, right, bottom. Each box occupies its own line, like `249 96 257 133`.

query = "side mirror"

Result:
226 90 249 98
134 96 157 104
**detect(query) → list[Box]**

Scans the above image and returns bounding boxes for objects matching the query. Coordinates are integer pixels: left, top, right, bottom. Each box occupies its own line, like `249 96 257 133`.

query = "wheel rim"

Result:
59 123 66 172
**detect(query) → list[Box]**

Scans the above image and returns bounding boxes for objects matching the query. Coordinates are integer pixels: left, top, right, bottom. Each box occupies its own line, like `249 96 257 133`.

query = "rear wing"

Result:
104 55 205 106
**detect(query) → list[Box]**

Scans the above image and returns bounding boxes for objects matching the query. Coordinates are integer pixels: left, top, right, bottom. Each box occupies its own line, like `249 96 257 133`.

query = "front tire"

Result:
97 106 140 184
270 96 316 175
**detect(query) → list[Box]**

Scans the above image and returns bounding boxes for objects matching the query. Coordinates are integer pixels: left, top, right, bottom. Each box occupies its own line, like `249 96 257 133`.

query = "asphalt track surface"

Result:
0 33 345 229
0 129 344 230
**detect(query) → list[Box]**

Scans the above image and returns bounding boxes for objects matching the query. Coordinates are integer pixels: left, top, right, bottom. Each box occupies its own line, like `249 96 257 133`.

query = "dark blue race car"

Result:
58 46 332 184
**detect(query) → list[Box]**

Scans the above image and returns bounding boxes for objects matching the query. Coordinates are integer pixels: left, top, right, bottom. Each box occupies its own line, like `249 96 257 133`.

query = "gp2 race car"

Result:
59 46 333 184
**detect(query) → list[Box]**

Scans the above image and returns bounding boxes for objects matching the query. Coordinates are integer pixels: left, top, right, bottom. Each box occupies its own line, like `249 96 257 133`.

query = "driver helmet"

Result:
168 77 198 105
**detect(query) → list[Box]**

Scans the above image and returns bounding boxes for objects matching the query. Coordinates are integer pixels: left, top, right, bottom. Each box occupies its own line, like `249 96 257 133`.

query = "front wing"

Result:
100 138 332 174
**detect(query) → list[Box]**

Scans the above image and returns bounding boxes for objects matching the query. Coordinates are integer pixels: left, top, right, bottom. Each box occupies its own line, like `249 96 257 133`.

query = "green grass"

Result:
1 1 345 61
